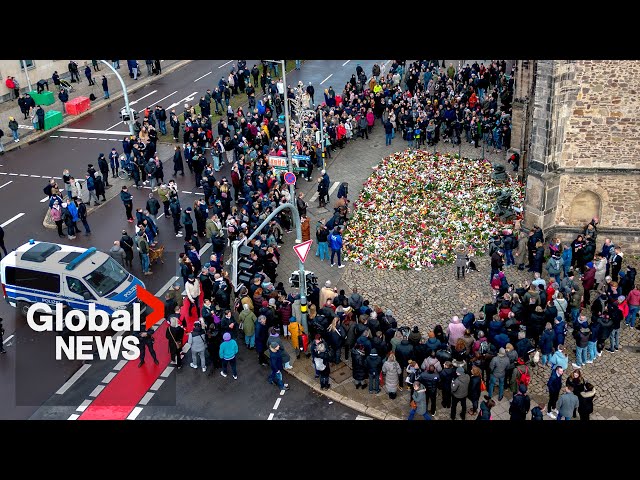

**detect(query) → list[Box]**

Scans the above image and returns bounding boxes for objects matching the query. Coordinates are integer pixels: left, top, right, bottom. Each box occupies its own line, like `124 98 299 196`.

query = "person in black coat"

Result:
36 106 45 130
467 366 483 415
351 344 368 389
578 382 596 421
137 327 159 367
439 361 456 408
166 317 185 369
173 146 185 176
365 348 383 393
509 384 531 420
394 337 415 373
94 173 106 201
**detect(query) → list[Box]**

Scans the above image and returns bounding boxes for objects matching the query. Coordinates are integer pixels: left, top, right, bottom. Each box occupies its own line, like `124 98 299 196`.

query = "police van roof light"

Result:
65 247 98 270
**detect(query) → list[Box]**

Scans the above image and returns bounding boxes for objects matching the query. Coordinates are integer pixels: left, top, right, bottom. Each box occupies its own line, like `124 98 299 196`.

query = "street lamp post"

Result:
100 60 136 136
266 59 309 326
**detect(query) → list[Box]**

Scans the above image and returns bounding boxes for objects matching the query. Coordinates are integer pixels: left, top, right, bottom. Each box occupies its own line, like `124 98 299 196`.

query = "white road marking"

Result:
160 366 174 378
150 90 178 107
113 359 127 371
383 60 390 66
0 172 5 175
273 397 281 410
105 121 123 131
139 392 155 405
89 385 105 397
320 74 333 85
356 415 373 420
150 379 165 391
218 60 233 69
60 128 130 136
79 137 87 140
101 372 117 384
0 181 13 189
194 71 213 82
155 275 179 297
342 60 351 66
19 174 28 177
8 173 18 176
280 389 286 396
127 407 143 420
108 138 118 141
59 136 69 138
55 364 92 395
30 175 40 178
18 124 34 130
267 413 275 420
130 90 158 106
40 196 49 203
98 138 107 140
67 414 80 420
3 334 14 344
156 213 164 219
194 192 204 196
199 242 211 257
0 212 25 228
89 137 97 140
50 135 59 138
181 190 192 194
52 176 62 180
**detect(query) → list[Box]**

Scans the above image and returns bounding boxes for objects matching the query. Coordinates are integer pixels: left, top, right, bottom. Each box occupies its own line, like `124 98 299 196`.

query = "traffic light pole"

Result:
278 59 309 326
100 60 136 136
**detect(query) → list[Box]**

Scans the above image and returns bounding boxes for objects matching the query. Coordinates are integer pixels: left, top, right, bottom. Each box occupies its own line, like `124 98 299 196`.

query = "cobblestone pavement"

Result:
278 121 640 420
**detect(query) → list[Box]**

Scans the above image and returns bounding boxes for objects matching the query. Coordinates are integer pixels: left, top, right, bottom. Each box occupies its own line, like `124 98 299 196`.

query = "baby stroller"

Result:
59 78 74 95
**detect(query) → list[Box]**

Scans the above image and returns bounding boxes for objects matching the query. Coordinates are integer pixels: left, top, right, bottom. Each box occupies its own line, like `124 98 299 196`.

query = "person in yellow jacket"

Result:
288 319 306 358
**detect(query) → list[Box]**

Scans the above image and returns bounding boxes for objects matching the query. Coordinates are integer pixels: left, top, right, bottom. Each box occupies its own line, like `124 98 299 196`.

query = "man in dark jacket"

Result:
255 315 269 366
351 344 368 389
451 367 470 420
440 361 456 408
137 327 159 367
419 365 440 415
509 384 531 420
365 348 383 394
546 366 564 417
394 337 414 373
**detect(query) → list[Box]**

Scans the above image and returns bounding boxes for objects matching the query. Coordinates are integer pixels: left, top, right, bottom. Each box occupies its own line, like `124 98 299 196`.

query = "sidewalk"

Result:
0 60 189 153
272 123 640 420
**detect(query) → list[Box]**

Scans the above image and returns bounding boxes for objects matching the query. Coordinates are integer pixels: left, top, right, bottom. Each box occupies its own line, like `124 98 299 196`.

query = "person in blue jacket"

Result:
120 186 134 222
329 226 344 268
561 244 572 278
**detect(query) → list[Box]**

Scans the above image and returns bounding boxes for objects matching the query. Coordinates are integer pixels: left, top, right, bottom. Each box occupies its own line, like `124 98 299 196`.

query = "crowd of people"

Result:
35 59 638 421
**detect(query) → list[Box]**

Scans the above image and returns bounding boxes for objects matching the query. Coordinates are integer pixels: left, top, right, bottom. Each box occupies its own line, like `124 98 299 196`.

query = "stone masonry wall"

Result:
561 60 640 169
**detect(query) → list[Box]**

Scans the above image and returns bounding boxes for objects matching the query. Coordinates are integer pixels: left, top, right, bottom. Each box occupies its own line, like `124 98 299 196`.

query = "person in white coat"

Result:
185 275 201 318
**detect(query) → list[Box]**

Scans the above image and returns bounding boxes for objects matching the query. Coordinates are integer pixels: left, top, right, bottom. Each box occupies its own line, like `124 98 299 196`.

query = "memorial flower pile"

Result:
343 150 525 269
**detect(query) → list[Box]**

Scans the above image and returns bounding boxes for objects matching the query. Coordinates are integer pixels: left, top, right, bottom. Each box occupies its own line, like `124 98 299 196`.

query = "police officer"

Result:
137 327 159 367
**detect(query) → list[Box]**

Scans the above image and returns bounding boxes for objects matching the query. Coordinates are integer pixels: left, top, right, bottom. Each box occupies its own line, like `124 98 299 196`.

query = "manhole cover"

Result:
329 362 351 383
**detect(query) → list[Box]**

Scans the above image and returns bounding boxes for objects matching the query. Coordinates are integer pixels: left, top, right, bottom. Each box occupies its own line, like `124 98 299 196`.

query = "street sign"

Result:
268 155 288 168
292 154 310 161
284 172 296 185
293 240 313 264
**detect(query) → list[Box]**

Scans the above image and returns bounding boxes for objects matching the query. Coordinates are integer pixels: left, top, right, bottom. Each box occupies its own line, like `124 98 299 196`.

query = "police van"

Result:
0 240 145 317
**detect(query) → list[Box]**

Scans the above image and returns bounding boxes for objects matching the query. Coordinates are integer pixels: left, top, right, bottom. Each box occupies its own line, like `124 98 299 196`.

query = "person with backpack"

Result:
530 403 546 420
510 357 531 393
509 383 531 420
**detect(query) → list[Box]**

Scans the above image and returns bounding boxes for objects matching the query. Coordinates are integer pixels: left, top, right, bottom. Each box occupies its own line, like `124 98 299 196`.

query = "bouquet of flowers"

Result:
343 150 525 269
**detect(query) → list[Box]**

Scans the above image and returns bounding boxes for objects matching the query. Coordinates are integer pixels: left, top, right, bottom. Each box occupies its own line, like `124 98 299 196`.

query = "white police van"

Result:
0 240 145 317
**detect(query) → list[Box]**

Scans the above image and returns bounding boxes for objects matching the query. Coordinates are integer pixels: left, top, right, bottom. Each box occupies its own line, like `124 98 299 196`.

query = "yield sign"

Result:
293 239 313 263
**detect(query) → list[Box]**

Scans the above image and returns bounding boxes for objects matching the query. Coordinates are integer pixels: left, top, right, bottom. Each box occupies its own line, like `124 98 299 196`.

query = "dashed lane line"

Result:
320 74 333 85
127 407 143 420
89 385 105 397
68 414 80 420
194 71 212 82
55 364 92 395
273 398 281 410
218 60 233 69
76 399 93 412
0 181 13 189
101 372 117 384
342 60 351 66
1 212 25 228
3 334 14 344
268 413 275 420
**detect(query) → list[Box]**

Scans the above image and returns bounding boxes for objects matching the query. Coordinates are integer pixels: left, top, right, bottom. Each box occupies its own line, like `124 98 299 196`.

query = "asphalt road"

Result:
0 58 387 420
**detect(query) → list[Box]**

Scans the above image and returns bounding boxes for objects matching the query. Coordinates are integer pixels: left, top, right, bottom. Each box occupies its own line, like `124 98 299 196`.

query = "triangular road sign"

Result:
293 239 313 263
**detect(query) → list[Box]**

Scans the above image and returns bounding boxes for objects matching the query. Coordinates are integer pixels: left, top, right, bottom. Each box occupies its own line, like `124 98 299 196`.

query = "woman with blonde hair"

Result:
382 351 402 399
